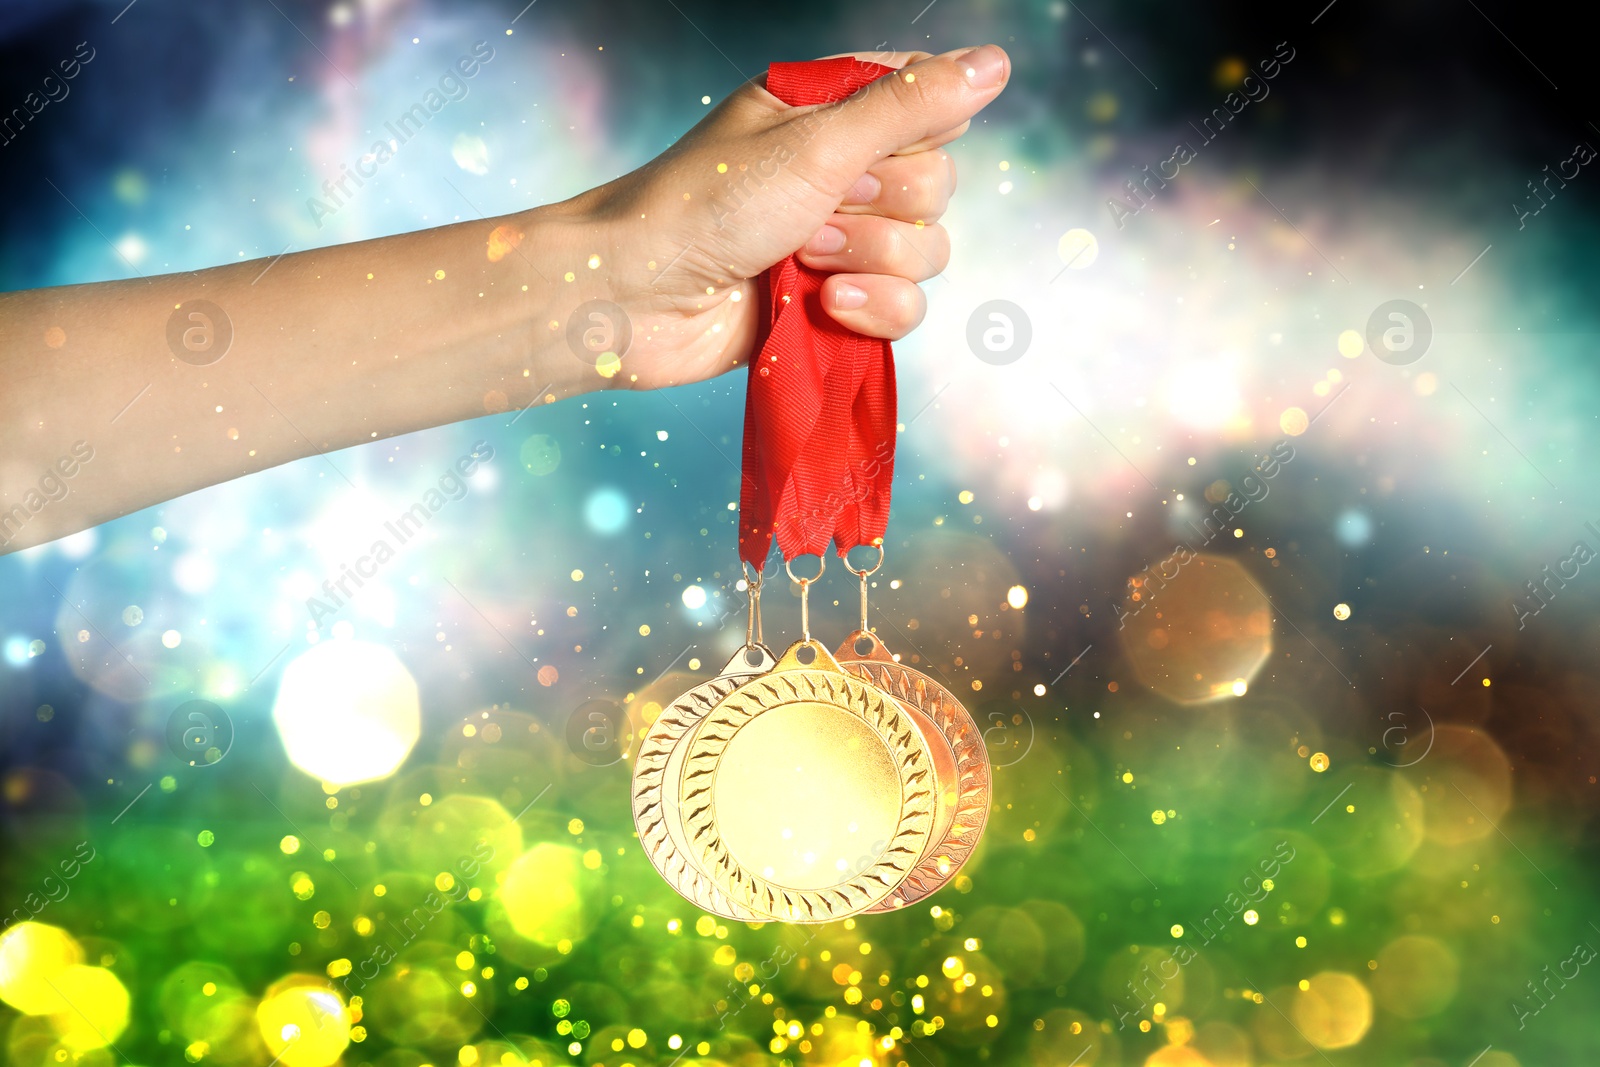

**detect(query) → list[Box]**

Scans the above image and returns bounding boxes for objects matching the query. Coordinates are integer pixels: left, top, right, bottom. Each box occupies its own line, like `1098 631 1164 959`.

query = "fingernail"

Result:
957 44 1007 89
842 173 881 205
806 225 848 255
834 282 868 310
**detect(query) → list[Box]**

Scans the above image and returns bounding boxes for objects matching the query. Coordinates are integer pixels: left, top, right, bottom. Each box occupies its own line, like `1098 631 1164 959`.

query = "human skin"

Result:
0 45 1010 554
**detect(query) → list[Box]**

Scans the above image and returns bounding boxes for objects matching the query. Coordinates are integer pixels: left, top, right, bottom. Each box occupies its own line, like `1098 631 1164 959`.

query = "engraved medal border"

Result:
678 640 937 923
631 645 777 921
836 629 991 908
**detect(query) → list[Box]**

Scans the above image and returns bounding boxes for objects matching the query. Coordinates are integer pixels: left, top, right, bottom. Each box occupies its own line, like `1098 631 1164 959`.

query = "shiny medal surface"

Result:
632 564 779 920
835 628 991 908
832 547 991 909
631 642 777 920
678 637 937 923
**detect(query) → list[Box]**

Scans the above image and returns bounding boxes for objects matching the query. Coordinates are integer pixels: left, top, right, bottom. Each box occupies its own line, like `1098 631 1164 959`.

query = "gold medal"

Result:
834 547 990 909
631 643 777 921
678 636 937 922
633 565 780 920
673 555 936 922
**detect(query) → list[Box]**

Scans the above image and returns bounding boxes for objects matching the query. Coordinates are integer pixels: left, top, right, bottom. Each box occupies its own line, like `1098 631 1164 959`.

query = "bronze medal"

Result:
831 547 990 909
678 638 937 923
835 629 990 908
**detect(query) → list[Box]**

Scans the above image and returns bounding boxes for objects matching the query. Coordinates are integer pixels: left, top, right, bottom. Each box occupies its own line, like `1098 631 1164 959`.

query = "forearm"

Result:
0 44 1009 554
0 197 605 553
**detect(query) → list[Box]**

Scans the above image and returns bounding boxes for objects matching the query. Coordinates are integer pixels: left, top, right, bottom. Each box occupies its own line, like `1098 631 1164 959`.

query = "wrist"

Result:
511 188 640 395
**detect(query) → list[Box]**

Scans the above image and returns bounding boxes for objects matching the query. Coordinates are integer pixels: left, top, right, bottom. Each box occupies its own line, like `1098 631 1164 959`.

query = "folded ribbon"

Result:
738 57 899 567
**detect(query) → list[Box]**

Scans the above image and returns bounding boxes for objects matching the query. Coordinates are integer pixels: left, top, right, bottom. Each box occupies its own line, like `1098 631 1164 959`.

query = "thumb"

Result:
825 45 1009 168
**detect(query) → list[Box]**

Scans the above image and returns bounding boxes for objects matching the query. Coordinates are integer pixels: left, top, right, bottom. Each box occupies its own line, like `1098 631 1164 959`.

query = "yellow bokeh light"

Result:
0 922 83 1015
1057 228 1100 269
256 977 351 1067
1007 585 1029 609
1279 406 1309 436
1372 935 1460 1019
46 965 131 1051
1293 971 1373 1050
497 843 589 947
271 640 420 786
1337 329 1364 358
1145 1044 1212 1065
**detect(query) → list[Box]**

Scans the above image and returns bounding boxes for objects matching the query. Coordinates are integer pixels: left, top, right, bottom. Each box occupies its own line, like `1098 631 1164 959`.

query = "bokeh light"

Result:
495 843 592 948
1411 725 1513 845
583 488 631 535
255 976 350 1067
0 922 82 1015
45 964 131 1052
1291 972 1372 1050
2 4 1598 1065
271 639 421 786
1372 935 1460 1019
1119 555 1272 704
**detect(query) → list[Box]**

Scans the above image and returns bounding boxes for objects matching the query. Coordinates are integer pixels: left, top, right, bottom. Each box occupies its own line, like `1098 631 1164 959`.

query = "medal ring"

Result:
841 543 884 578
784 554 826 585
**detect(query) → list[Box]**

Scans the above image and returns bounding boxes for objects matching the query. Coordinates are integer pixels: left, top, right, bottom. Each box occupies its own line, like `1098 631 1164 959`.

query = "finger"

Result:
838 45 1009 163
894 118 970 156
817 50 934 68
836 148 956 222
872 49 982 153
797 215 950 283
821 274 927 340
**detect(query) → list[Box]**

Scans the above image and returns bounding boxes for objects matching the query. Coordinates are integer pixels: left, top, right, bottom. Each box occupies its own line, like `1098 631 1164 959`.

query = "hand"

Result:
0 45 1009 552
558 45 1011 390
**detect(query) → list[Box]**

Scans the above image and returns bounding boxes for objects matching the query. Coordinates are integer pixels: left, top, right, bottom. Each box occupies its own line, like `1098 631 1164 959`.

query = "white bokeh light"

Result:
1166 357 1244 431
271 639 420 785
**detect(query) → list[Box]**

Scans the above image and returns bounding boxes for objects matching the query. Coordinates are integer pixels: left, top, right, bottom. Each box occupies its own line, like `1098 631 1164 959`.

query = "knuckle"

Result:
913 164 947 216
925 224 951 272
890 68 938 114
887 281 926 330
880 223 908 269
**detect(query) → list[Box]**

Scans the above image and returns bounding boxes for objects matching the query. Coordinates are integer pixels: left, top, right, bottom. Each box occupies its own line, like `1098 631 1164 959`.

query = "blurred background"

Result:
2 0 1599 1065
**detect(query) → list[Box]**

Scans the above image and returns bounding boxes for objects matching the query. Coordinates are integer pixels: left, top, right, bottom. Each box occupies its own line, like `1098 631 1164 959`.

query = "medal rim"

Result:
678 639 938 923
835 629 992 910
631 646 779 922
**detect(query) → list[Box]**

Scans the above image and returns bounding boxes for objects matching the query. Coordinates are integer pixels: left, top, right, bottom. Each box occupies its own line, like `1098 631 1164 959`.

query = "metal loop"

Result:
841 543 885 578
784 554 826 585
841 545 883 632
740 560 764 647
785 556 824 642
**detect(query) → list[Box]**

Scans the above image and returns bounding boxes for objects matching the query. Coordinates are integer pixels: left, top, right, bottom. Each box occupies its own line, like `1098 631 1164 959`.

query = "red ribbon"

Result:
738 57 899 566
